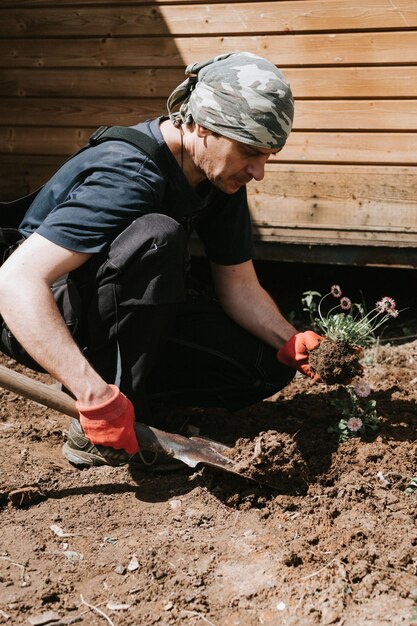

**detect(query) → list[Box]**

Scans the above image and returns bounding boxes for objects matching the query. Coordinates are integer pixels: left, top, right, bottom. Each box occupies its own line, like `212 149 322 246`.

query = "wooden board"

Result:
1 98 417 131
2 1 417 37
2 127 416 166
1 31 417 68
0 0 416 264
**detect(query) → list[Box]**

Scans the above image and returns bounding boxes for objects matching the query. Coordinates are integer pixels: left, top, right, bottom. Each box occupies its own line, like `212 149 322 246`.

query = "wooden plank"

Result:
2 0 215 5
2 97 417 131
294 101 417 131
0 156 63 199
4 65 417 100
2 0 415 16
0 0 247 5
248 164 417 230
2 66 417 99
2 1 417 37
2 31 417 69
0 98 167 126
252 225 417 246
287 66 417 98
0 127 91 156
1 127 417 165
277 132 417 165
0 68 184 98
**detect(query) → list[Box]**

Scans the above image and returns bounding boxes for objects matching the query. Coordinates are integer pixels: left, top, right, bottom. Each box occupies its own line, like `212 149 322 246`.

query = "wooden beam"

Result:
2 98 417 131
0 98 167 126
1 127 417 164
1 31 417 69
2 1 417 37
274 132 417 165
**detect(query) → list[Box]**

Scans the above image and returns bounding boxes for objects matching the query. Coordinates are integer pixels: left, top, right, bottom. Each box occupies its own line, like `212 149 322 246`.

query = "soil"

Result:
1 261 417 626
309 339 362 385
223 431 308 491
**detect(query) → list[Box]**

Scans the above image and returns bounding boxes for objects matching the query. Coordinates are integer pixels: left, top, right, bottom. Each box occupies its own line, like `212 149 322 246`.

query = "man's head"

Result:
167 51 294 151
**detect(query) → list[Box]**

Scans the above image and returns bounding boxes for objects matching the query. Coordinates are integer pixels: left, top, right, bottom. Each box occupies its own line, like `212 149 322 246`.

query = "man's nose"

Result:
247 159 266 181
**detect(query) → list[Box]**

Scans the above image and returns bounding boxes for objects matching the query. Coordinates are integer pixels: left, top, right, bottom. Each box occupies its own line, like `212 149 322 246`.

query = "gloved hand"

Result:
277 331 324 381
76 385 139 454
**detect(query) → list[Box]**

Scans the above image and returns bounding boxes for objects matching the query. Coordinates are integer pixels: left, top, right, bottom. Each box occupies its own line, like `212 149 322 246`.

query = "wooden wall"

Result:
1 1 417 265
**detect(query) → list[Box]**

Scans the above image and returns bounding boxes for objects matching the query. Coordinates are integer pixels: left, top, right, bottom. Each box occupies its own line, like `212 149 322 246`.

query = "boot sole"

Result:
62 442 128 468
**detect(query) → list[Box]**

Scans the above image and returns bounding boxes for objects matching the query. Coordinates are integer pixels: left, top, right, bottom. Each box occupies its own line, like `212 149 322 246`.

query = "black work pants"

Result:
0 214 294 422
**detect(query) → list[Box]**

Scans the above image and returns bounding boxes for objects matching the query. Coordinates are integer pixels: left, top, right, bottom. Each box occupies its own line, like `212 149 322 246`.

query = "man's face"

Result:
194 126 280 194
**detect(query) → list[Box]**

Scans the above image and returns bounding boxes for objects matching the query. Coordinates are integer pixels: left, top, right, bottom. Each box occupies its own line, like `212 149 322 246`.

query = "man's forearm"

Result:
0 279 111 406
219 283 296 350
212 260 297 350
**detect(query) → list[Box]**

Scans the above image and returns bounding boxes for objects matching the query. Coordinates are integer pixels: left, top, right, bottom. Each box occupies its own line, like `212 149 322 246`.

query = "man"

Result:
0 52 322 469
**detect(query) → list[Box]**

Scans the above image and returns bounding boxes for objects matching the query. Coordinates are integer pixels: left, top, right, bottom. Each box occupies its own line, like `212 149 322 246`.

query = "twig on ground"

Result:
300 558 339 580
0 555 26 581
183 610 217 626
79 594 115 626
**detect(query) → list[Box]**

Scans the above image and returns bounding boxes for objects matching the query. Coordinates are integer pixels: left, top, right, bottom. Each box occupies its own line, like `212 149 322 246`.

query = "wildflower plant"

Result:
328 382 380 442
300 284 400 442
302 285 399 347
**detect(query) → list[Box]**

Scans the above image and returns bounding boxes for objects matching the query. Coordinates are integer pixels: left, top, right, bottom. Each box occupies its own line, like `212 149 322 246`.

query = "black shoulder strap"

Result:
89 125 162 166
1 124 163 228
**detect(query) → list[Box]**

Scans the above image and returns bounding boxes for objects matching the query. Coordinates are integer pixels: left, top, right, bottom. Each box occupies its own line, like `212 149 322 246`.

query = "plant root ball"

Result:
308 338 361 385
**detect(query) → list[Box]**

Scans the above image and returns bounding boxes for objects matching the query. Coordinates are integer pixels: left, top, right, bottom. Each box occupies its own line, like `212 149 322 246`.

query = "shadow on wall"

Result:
0 3 187 200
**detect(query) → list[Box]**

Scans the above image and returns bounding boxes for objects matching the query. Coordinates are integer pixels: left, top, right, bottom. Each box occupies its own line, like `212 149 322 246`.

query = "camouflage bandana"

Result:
167 51 294 149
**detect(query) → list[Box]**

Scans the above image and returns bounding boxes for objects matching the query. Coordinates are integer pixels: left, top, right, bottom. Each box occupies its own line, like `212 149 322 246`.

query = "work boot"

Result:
62 418 185 472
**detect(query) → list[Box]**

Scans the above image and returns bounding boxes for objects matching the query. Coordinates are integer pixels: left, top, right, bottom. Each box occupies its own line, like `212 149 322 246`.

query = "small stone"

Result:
104 536 118 545
27 611 60 625
276 601 286 611
127 556 139 572
106 601 130 611
63 550 83 563
115 564 126 575
164 602 174 611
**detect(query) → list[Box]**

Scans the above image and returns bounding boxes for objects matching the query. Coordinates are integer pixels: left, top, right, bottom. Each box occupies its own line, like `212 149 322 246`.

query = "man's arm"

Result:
211 259 297 350
0 233 112 406
0 232 139 454
211 259 324 381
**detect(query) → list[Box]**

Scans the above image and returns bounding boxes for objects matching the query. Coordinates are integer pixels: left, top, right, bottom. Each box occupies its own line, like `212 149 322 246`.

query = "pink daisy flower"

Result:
376 296 397 313
388 308 399 318
347 417 363 432
354 381 371 398
330 284 342 298
340 297 352 311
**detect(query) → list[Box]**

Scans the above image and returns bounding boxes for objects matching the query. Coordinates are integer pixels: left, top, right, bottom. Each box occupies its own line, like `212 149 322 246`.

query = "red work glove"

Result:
76 385 139 454
277 331 324 381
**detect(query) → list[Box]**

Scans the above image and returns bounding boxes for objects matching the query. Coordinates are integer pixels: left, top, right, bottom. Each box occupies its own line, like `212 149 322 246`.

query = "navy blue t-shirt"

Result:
20 117 254 265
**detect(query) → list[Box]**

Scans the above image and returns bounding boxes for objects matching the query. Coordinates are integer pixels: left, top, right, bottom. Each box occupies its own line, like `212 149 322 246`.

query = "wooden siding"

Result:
1 0 416 265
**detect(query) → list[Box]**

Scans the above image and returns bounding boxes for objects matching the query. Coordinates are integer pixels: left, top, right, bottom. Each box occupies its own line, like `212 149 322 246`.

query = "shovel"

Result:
0 363 261 484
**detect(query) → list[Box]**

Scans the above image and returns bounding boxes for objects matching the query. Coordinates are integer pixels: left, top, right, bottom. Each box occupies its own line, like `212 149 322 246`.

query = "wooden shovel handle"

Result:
0 363 78 418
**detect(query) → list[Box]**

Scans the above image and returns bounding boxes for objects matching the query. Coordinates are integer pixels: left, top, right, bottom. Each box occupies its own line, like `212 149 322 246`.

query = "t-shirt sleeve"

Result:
195 187 254 265
35 149 163 253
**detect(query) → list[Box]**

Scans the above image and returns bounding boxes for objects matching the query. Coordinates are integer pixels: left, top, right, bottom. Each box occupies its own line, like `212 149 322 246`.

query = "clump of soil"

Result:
224 429 308 490
309 337 361 384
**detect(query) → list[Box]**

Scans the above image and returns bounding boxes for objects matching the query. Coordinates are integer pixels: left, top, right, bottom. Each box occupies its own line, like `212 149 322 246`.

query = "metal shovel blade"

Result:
135 422 241 475
0 363 260 483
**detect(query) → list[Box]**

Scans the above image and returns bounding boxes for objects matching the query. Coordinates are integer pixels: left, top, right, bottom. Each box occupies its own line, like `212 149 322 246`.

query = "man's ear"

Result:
196 124 212 138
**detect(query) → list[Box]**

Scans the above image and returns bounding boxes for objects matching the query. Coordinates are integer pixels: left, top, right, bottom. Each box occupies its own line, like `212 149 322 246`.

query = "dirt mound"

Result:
224 430 308 490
